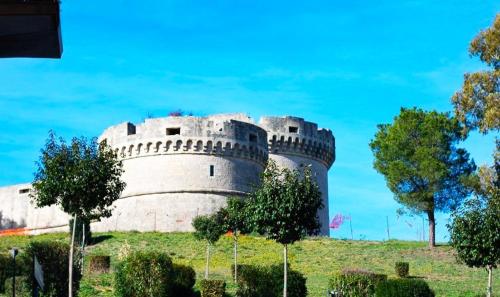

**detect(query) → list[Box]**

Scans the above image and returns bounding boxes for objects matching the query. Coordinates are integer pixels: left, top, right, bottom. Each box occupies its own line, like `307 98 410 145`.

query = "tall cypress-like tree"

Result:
369 108 476 248
31 131 125 297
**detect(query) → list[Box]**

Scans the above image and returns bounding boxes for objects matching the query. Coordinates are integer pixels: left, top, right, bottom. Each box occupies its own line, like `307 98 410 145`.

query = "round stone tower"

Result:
93 113 268 232
258 116 335 236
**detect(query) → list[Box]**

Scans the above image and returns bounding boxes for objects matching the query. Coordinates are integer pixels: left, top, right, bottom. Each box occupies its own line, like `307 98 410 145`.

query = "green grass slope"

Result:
0 232 496 296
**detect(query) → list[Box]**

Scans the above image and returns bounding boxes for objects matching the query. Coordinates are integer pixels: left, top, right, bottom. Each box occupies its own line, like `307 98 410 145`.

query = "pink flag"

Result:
329 213 344 229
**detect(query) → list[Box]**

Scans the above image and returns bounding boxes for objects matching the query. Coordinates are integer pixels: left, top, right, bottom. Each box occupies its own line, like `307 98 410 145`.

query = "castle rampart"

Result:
259 116 335 235
0 113 335 235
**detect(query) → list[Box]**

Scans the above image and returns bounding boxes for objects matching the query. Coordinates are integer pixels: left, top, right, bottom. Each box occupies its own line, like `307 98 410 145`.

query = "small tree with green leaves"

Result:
369 108 476 248
192 213 226 280
217 197 252 283
448 149 499 297
248 160 322 297
31 131 125 297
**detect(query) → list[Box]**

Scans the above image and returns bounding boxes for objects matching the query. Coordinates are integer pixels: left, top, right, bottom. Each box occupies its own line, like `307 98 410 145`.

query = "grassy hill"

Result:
0 232 496 296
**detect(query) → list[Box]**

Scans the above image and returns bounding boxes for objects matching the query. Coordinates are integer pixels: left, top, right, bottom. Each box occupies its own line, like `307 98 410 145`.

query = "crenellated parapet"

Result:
100 113 269 165
259 116 335 168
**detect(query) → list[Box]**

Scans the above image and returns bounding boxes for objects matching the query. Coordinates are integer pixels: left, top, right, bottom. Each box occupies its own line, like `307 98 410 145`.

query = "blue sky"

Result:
0 0 498 241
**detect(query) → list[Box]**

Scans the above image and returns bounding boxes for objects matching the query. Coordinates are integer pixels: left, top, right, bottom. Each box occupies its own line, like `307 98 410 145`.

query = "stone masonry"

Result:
0 113 335 235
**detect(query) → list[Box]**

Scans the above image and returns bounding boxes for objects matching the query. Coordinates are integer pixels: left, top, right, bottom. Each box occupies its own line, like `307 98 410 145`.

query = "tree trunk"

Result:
487 265 493 297
69 214 77 297
427 210 435 248
283 244 288 297
205 243 210 280
234 233 238 283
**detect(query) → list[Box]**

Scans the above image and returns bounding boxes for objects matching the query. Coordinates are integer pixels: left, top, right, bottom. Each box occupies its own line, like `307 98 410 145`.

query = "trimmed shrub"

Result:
4 276 30 297
375 279 435 297
172 263 196 297
115 251 174 297
88 255 111 274
234 264 307 297
24 240 82 297
69 217 91 246
329 269 387 297
395 262 409 278
1 252 31 293
200 279 226 297
0 253 10 293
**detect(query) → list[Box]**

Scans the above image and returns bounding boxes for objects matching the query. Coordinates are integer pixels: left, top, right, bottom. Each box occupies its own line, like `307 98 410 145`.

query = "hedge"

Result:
88 255 111 274
0 253 30 293
24 241 82 297
172 263 196 297
375 278 435 297
200 279 226 297
115 251 174 297
4 276 30 297
395 262 409 278
329 269 387 297
234 264 307 297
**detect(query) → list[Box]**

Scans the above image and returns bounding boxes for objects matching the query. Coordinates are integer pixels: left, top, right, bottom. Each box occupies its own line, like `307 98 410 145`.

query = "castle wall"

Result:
0 113 335 236
0 183 69 233
259 116 335 236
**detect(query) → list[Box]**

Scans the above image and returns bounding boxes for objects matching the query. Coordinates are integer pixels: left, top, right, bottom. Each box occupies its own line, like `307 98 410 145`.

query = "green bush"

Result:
172 263 196 297
0 253 11 293
4 276 30 297
69 217 91 246
115 251 174 297
0 253 30 293
375 279 435 297
200 279 226 297
329 269 387 297
395 262 409 278
234 264 307 297
24 240 82 297
88 255 111 274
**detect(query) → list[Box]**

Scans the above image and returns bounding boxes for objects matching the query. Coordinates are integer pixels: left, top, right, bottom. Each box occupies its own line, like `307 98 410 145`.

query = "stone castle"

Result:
0 114 335 235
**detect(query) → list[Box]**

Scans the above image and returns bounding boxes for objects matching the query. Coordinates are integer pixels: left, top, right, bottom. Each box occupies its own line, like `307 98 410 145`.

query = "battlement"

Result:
100 114 269 165
259 116 335 168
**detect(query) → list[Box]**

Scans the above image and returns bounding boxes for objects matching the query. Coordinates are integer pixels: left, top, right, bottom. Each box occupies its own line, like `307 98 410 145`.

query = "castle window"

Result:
289 126 298 133
249 133 257 142
19 188 29 194
127 123 136 135
166 127 181 136
209 165 215 177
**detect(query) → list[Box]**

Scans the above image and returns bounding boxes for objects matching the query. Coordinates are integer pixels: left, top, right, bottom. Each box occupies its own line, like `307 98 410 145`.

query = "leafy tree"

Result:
192 213 226 279
452 13 499 135
217 197 252 283
31 131 125 297
248 160 322 297
448 164 499 297
369 108 476 248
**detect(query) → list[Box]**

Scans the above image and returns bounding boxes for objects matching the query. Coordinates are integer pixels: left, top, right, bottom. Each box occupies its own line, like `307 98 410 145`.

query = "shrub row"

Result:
1 241 80 297
200 279 226 297
4 276 30 297
234 264 307 297
115 251 196 297
375 279 435 297
329 269 387 297
329 268 434 297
